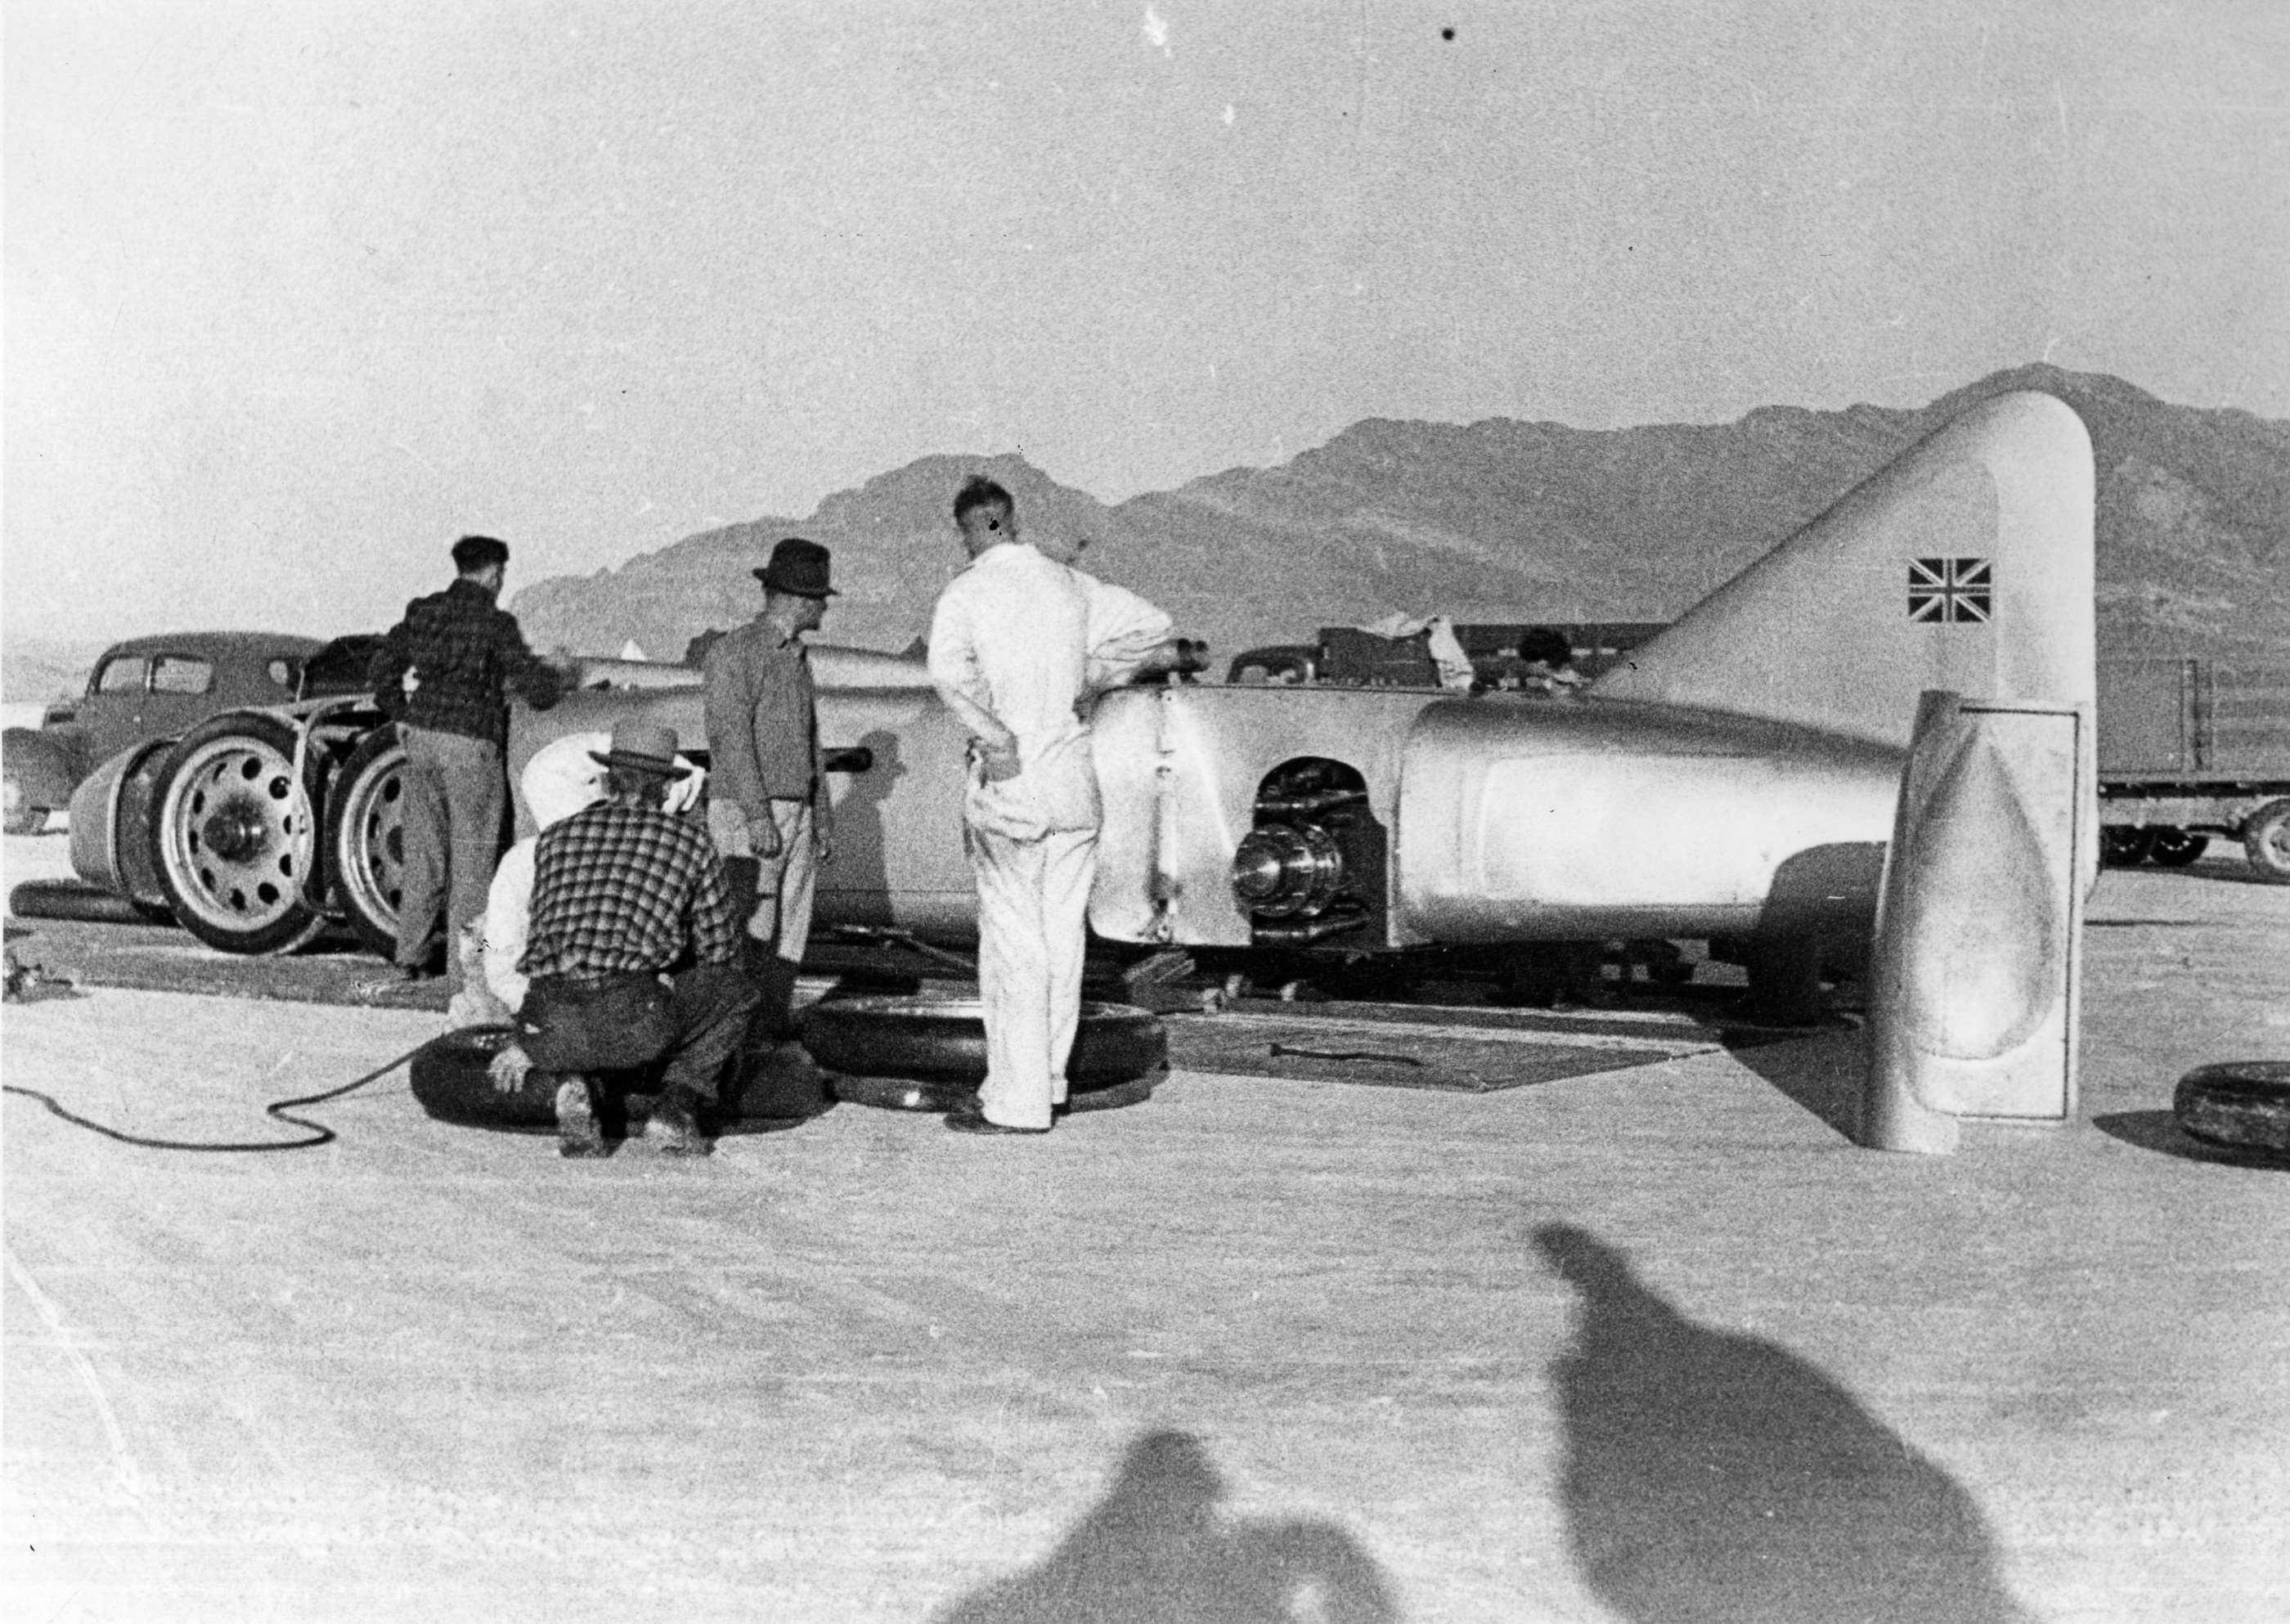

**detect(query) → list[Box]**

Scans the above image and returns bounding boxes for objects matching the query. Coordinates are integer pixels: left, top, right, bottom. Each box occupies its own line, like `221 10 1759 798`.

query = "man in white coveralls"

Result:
926 475 1179 1133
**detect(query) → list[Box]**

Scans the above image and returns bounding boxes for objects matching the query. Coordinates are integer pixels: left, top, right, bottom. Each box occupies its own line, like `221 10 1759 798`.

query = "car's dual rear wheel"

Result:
326 729 409 957
148 714 325 954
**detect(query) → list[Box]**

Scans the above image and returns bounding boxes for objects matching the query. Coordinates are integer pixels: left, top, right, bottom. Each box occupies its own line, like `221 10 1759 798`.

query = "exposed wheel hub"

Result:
200 798 273 864
1230 822 1345 919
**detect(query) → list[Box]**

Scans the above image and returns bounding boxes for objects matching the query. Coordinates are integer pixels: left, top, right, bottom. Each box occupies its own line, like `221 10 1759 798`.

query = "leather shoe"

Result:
554 1076 606 1159
944 1102 1049 1136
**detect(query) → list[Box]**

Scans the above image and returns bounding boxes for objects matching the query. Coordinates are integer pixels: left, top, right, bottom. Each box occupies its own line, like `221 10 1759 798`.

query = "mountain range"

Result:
7 366 2281 703
508 365 2289 672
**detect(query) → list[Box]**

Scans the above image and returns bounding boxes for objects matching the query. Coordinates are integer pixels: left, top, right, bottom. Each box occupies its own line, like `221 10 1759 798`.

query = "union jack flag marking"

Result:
1908 557 1992 623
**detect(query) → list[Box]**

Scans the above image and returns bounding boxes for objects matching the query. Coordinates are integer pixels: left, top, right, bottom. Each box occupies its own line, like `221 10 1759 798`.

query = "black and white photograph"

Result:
4 2 2286 1619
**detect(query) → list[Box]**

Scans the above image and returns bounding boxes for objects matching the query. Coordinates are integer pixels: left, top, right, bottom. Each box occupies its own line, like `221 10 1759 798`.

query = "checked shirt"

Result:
520 795 740 983
369 576 563 747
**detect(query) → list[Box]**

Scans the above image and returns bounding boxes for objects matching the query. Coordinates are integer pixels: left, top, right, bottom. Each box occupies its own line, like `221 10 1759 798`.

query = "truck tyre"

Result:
1741 932 1830 1026
7 877 156 926
2146 828 2207 867
2100 827 2156 867
2243 799 2290 884
147 713 326 955
326 728 409 957
2173 1061 2290 1159
801 994 1166 1106
408 1024 853 1132
408 1025 559 1130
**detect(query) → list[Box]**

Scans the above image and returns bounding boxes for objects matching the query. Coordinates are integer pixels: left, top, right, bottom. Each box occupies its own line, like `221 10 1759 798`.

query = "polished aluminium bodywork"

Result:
1093 390 2097 954
502 392 2097 966
59 392 2098 971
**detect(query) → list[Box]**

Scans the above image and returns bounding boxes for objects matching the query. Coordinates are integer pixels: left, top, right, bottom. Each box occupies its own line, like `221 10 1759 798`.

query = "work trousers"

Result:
395 725 504 990
708 799 818 962
519 964 759 1106
967 823 1098 1130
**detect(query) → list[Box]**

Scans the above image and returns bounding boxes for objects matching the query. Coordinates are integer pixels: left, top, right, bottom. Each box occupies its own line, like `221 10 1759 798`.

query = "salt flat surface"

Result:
4 846 2288 1622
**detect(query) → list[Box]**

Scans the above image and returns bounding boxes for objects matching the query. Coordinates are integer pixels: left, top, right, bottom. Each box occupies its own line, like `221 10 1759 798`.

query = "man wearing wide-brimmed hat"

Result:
505 720 757 1156
703 536 837 1119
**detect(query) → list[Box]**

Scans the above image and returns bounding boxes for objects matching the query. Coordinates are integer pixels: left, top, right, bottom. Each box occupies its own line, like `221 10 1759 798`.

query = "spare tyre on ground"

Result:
7 877 164 927
802 994 1166 1114
2173 1061 2290 1160
408 1024 830 1134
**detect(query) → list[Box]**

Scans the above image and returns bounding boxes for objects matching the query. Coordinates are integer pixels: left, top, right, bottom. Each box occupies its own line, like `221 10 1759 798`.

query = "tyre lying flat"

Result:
2173 1060 2290 1159
409 1025 830 1133
802 994 1167 1113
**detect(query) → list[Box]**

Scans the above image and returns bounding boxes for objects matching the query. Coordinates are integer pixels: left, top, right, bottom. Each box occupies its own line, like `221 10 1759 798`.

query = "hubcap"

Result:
200 801 271 864
159 735 313 931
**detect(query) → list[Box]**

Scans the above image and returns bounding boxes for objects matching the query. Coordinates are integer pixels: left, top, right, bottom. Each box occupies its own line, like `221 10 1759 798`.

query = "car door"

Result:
80 651 152 763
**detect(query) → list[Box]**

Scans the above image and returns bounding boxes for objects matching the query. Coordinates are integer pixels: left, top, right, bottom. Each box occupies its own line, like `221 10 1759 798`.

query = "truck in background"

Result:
2098 657 2290 882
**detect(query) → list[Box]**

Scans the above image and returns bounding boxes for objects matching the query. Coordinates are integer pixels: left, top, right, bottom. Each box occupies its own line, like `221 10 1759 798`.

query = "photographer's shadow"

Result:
1538 1222 2036 1624
933 1429 1399 1624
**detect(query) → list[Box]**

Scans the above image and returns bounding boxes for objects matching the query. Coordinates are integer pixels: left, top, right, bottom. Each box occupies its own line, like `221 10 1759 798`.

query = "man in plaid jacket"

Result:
497 720 758 1157
369 534 565 992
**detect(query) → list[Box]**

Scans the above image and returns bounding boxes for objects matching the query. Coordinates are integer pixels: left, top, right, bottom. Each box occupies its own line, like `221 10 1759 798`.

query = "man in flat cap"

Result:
504 720 757 1157
368 533 566 992
703 537 837 1115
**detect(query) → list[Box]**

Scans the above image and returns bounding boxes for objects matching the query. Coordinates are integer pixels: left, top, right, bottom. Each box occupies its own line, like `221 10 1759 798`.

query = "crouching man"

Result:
487 721 757 1157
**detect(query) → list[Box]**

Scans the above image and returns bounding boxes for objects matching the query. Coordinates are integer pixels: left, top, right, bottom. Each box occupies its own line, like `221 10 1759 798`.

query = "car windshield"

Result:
93 656 146 694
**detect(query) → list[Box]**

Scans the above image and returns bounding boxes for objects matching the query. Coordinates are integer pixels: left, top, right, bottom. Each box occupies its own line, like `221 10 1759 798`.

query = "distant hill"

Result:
1 635 109 706
510 366 2290 668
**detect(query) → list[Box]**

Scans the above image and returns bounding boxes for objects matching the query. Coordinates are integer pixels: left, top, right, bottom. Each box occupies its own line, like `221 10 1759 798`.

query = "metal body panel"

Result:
508 646 981 940
66 739 176 910
3 727 81 806
1092 684 1445 945
1396 698 1904 940
1592 393 2096 749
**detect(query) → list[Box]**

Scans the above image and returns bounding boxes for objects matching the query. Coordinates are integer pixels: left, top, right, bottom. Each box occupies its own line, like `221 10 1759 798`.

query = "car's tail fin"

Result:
1589 391 2095 748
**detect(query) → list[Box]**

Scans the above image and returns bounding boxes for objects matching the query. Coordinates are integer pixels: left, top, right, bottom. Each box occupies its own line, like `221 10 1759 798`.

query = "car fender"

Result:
2 725 87 808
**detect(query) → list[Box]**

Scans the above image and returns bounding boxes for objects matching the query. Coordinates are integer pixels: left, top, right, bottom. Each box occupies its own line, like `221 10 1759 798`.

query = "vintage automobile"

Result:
3 632 325 833
58 635 387 942
60 393 2101 1011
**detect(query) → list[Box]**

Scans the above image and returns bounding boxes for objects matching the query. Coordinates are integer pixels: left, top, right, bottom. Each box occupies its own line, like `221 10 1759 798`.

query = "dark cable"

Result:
1 1039 430 1153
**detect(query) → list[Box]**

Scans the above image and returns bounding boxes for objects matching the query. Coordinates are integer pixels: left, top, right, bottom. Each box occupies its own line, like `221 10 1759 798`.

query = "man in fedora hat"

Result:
504 720 757 1156
703 536 837 1116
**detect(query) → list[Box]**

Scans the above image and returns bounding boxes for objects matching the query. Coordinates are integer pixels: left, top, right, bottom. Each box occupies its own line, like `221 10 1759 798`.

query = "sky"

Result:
5 0 2286 645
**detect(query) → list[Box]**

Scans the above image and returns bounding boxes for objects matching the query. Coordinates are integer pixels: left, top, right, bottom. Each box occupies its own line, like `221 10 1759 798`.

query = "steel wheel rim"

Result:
157 734 314 932
337 747 407 935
